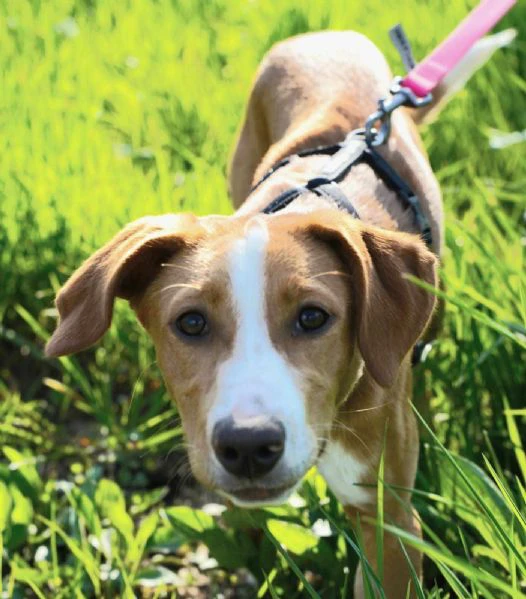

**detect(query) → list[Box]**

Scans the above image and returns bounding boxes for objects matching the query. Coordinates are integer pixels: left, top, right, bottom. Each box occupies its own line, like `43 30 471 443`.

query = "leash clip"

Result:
365 77 432 147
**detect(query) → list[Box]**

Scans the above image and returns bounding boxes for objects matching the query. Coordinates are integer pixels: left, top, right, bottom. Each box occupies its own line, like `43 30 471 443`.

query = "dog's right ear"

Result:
301 211 437 388
45 214 201 358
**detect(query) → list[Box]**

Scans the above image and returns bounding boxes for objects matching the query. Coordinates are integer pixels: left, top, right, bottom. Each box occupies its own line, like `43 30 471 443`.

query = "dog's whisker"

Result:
169 459 194 495
331 419 373 458
177 470 194 494
337 399 396 414
166 438 193 460
161 263 195 272
165 452 191 480
310 270 351 280
155 282 203 296
165 443 183 461
137 417 182 460
174 456 192 477
152 416 181 438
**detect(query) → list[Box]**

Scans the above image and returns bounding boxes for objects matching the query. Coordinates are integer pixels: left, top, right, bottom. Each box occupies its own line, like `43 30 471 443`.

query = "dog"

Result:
46 29 512 598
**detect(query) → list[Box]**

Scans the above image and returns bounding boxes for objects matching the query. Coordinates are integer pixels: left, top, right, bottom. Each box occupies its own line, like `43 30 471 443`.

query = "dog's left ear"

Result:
306 213 438 387
46 214 201 358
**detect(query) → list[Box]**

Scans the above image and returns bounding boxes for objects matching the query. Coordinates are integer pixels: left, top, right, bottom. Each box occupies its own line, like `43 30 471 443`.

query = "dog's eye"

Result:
297 306 330 333
173 311 208 337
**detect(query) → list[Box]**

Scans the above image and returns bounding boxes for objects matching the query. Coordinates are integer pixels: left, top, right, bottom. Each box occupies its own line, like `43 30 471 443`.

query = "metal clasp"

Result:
365 77 433 147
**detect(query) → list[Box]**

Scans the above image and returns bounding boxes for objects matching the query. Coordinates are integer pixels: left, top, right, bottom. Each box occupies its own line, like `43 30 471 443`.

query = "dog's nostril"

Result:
257 446 272 459
222 447 239 462
212 417 286 479
256 443 283 461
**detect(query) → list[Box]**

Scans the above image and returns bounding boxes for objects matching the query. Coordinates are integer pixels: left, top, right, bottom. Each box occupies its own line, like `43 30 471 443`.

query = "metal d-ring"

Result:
365 77 433 147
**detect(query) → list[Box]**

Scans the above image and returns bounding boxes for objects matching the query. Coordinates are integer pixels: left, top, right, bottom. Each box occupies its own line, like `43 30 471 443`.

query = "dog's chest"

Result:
317 441 371 507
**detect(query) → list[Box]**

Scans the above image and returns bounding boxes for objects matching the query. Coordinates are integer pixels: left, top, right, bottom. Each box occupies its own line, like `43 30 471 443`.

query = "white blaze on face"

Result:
208 217 315 476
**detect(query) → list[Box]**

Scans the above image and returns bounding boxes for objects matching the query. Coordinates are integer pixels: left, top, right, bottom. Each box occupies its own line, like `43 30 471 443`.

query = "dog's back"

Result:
250 31 392 147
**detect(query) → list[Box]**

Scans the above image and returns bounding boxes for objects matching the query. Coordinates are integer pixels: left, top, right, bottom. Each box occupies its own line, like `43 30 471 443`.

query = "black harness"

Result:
255 129 433 250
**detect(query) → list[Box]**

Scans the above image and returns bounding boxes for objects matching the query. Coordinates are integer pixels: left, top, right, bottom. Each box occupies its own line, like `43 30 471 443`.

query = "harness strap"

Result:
261 177 360 219
251 144 341 195
317 135 367 182
260 133 366 220
261 187 303 215
307 179 360 219
363 149 433 247
257 130 432 250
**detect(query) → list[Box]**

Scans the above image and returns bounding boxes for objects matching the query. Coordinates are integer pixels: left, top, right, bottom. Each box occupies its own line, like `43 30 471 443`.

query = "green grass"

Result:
1 0 525 596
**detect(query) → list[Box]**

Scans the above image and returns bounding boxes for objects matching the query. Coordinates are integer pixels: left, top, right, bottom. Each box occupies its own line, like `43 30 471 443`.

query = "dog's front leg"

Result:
344 503 422 599
319 399 423 598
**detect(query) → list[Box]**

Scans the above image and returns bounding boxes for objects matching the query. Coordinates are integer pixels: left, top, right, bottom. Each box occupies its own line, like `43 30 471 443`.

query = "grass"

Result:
1 0 525 596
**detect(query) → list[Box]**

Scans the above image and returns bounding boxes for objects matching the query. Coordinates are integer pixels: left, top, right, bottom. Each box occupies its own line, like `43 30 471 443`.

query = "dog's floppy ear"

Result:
46 214 201 358
307 212 438 387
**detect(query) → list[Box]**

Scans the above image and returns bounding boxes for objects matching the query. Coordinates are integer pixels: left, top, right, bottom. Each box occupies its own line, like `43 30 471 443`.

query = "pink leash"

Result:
402 0 517 97
365 0 516 145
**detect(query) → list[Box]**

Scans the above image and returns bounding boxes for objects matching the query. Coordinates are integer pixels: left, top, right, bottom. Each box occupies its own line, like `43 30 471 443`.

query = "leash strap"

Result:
402 0 516 97
366 0 515 145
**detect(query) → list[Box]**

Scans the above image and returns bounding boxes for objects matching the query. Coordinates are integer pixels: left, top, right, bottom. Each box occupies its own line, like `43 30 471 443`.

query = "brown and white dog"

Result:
46 29 512 598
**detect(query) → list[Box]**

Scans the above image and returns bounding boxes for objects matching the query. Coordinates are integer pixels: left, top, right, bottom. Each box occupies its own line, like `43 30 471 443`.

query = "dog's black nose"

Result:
212 416 285 479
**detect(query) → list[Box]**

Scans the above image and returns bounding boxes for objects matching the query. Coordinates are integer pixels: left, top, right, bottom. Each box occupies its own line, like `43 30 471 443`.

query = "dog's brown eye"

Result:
174 311 208 337
297 306 330 332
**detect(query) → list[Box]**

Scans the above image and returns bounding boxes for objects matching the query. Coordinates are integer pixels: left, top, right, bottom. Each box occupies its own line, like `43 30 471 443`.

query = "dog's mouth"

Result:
220 482 298 506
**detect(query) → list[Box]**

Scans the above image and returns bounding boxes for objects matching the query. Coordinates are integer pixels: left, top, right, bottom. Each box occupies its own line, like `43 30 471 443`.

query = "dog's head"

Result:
46 210 436 506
